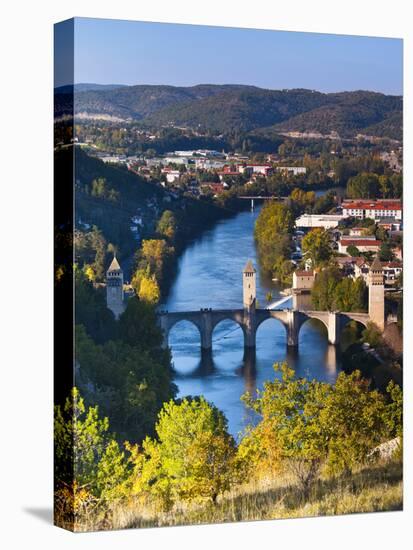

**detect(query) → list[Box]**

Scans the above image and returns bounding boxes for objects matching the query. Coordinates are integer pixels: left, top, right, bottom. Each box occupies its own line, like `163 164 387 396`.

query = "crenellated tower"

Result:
368 256 385 330
106 255 125 319
243 260 256 310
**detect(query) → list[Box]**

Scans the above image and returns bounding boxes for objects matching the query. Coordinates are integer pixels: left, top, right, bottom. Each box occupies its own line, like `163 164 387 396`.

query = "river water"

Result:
160 206 343 438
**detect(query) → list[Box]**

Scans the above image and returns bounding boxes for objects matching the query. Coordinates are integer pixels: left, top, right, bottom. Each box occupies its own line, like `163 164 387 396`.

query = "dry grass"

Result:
108 460 402 531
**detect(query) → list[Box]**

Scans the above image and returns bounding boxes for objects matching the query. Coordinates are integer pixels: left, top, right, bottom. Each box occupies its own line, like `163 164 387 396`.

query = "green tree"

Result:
346 172 380 199
302 228 332 268
319 371 387 475
311 267 341 310
242 363 332 498
135 398 237 508
347 244 361 257
379 242 395 262
156 210 177 242
54 388 130 497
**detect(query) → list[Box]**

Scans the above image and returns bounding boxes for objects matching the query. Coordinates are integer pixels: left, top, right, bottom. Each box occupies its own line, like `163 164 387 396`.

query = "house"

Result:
161 168 181 183
338 239 381 254
381 262 403 285
342 199 402 221
295 214 343 229
276 166 307 176
244 164 273 176
349 227 368 237
292 270 315 290
353 258 370 282
200 182 225 196
335 256 362 277
376 217 402 231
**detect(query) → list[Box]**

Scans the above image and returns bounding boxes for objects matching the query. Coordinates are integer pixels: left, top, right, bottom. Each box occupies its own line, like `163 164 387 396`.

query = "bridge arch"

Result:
297 316 329 347
166 318 202 345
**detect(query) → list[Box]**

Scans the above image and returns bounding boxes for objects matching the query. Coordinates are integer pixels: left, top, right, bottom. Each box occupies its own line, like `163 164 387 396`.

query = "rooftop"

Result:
243 260 256 273
108 255 122 272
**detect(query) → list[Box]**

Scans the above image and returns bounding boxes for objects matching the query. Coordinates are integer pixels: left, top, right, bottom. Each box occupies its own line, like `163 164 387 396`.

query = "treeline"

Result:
54 364 402 531
346 172 402 199
74 271 176 442
254 190 337 283
311 266 367 312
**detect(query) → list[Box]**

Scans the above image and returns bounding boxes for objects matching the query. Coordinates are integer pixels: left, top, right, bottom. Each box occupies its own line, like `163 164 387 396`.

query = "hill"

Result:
55 84 402 140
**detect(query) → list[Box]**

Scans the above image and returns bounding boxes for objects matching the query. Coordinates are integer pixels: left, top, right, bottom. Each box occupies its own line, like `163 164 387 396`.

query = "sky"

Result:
55 17 403 94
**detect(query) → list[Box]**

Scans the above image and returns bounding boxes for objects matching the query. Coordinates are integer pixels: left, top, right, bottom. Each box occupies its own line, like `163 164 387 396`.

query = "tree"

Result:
254 202 294 279
134 398 237 508
242 363 332 498
302 228 332 268
346 245 360 257
54 388 131 499
311 267 341 311
242 365 398 495
346 172 380 199
361 321 383 348
138 275 161 304
379 242 395 262
319 371 387 475
156 210 177 242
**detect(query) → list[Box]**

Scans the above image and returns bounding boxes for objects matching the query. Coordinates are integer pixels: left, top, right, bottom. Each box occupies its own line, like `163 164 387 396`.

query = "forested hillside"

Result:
55 84 402 140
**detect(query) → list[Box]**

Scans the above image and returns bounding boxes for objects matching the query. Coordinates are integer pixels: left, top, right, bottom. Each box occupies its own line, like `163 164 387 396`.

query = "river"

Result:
160 206 344 438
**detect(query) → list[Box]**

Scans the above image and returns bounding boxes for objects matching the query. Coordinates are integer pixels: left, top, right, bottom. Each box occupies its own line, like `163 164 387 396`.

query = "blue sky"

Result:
57 17 402 94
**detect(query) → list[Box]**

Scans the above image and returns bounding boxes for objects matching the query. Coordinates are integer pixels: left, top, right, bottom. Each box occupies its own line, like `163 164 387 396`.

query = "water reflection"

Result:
164 207 349 436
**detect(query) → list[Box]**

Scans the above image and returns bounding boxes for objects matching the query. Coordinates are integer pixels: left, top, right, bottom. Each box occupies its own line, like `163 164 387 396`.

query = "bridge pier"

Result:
243 307 256 349
200 310 213 351
286 310 299 347
327 312 339 345
159 314 169 350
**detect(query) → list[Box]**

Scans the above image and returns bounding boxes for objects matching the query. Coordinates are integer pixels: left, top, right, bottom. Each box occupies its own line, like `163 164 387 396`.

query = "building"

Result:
106 255 125 319
381 262 403 286
376 217 402 231
244 164 273 176
292 270 315 310
367 257 385 330
338 238 381 255
292 270 315 290
342 199 402 221
276 166 307 176
161 168 181 184
200 182 225 196
295 214 343 229
243 260 256 308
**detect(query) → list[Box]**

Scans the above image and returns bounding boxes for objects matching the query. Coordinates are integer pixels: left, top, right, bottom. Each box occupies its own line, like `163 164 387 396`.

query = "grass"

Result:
108 460 402 531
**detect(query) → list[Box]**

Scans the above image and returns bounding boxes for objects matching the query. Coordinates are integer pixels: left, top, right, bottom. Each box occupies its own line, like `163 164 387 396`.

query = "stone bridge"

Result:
158 307 370 351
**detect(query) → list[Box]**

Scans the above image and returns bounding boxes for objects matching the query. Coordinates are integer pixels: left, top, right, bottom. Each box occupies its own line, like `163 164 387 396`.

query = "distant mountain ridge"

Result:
54 83 402 140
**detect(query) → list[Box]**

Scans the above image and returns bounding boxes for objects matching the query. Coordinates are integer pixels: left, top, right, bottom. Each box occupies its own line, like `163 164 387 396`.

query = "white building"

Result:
295 214 343 229
276 166 307 176
341 200 402 221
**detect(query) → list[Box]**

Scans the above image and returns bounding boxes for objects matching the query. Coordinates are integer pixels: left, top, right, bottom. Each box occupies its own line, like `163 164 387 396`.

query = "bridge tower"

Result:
243 260 256 309
368 256 385 330
106 254 125 319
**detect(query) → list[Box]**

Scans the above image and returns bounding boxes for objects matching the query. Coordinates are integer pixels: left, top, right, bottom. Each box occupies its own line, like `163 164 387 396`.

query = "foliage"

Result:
75 322 175 442
132 398 237 508
302 228 332 268
346 172 389 199
138 275 161 304
54 388 131 498
74 226 107 281
311 267 367 312
242 365 398 495
361 322 384 348
74 269 117 344
254 202 294 281
156 210 177 242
